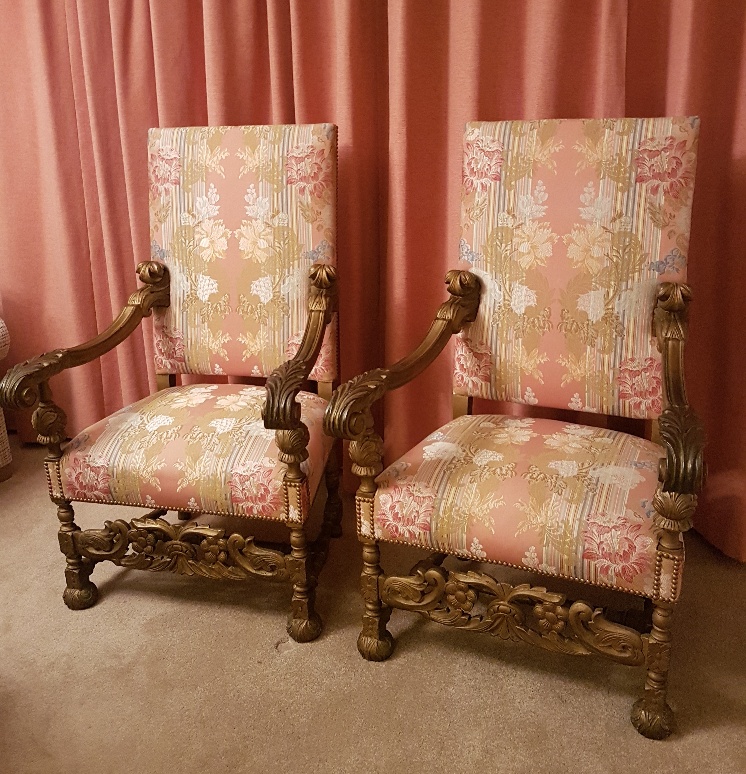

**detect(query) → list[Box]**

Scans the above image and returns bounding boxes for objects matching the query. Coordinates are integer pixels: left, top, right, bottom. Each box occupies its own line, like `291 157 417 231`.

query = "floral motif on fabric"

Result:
64 455 112 500
454 335 493 393
148 146 181 198
229 458 283 517
462 128 503 194
582 513 654 584
285 142 332 199
375 479 436 542
56 385 333 522
617 356 663 417
456 117 699 419
373 414 668 598
148 124 337 379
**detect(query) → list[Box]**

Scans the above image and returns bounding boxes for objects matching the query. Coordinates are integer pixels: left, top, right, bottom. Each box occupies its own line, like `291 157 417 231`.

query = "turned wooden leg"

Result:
357 539 394 661
323 445 343 539
631 600 676 739
287 525 323 643
56 501 98 610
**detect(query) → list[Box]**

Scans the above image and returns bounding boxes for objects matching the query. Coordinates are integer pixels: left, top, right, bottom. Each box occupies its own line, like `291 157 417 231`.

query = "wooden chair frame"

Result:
0 260 342 642
324 270 704 738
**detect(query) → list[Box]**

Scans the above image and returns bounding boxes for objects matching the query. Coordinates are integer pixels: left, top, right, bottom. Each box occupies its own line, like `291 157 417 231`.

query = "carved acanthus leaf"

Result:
378 558 645 664
263 360 307 430
324 369 387 441
658 405 705 494
652 489 697 532
73 516 292 582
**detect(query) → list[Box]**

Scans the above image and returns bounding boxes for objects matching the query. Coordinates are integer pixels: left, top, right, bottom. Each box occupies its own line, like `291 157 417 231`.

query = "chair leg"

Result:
287 525 323 643
57 501 98 610
631 600 676 739
357 539 394 661
323 446 343 539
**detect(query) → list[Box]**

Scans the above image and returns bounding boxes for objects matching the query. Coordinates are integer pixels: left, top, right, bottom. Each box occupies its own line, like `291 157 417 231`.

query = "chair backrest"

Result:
148 124 337 380
455 117 699 419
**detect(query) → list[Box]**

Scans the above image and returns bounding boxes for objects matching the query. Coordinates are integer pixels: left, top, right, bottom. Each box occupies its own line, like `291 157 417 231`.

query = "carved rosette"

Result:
73 516 292 582
379 559 645 664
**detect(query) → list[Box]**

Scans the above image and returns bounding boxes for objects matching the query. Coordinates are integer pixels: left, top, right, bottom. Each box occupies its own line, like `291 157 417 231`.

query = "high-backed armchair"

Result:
0 124 341 642
325 118 704 737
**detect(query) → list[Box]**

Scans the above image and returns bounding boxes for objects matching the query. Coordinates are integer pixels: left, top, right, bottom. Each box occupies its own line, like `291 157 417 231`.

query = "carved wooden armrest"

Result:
0 262 170 448
324 270 481 443
261 263 338 484
652 282 705 533
262 263 338 432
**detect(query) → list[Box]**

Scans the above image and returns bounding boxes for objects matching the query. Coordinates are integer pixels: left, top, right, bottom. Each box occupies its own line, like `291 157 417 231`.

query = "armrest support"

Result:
324 270 481 442
652 282 705 533
0 261 170 454
263 263 338 431
262 263 338 485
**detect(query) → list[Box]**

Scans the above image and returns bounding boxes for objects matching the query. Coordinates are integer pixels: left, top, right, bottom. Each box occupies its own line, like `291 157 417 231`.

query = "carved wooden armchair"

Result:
0 124 341 642
325 118 704 737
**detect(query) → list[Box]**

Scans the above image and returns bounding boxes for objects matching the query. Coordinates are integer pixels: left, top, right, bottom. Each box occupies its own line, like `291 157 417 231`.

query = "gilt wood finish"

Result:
0 257 342 642
328 269 704 739
380 553 645 664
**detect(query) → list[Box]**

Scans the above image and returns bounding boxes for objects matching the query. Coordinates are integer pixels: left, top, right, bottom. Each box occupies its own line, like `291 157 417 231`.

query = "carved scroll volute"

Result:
653 283 705 498
437 269 482 333
130 261 171 314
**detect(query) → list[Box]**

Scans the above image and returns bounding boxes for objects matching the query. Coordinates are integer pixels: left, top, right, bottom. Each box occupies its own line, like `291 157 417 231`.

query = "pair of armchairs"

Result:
0 118 704 740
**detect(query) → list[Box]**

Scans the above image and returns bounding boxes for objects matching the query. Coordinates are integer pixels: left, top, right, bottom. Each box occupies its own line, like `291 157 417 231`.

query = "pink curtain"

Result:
0 1 743 561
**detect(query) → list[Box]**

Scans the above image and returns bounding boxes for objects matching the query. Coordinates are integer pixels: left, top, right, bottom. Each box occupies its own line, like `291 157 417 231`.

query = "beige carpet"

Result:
0 435 744 774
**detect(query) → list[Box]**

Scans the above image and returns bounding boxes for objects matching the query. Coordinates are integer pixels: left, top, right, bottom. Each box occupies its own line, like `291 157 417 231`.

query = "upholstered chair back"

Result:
148 124 337 380
455 117 698 418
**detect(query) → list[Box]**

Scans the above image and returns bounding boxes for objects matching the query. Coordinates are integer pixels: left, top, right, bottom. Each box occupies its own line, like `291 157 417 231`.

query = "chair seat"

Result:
373 414 669 599
51 385 332 522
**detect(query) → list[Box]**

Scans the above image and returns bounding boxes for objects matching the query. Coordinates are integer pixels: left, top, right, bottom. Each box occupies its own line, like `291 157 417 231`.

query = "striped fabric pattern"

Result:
373 414 670 599
149 124 337 380
455 117 699 418
52 385 333 522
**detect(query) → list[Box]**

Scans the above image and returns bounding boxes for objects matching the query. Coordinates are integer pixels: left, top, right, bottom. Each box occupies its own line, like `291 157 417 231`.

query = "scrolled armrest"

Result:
653 282 705 498
262 263 338 431
324 270 481 441
0 261 170 412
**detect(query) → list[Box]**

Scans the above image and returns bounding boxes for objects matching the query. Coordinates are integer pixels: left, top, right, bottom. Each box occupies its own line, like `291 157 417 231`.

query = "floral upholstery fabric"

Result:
49 385 333 522
373 415 674 600
456 117 699 418
149 124 337 380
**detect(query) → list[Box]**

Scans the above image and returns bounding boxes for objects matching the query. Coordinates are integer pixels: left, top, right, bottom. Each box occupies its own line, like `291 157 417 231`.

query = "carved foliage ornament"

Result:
73 516 294 582
380 559 645 665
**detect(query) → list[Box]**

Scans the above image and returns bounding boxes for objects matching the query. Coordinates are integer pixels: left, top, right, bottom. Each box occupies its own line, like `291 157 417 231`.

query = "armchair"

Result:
1 124 341 642
325 118 704 737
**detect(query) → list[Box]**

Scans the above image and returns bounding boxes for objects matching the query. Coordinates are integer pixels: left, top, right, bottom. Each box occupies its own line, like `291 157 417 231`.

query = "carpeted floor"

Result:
0 435 744 774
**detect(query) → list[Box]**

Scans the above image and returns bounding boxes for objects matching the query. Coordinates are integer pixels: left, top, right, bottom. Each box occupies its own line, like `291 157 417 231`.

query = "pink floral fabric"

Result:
455 117 699 419
52 385 333 521
374 414 671 599
149 124 337 381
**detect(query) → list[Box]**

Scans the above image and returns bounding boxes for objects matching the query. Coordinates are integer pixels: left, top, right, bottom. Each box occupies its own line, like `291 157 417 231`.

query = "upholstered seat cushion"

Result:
49 385 332 522
372 415 669 599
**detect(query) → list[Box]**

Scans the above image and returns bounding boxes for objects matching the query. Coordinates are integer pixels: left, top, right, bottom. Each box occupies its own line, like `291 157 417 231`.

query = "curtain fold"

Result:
0 0 744 561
